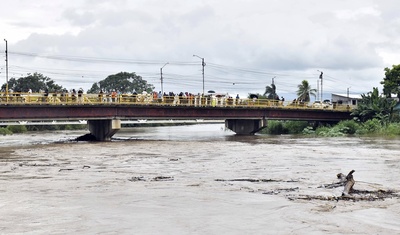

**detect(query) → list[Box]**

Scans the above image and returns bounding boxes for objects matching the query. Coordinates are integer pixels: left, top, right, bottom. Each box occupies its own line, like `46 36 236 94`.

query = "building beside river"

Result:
331 93 362 106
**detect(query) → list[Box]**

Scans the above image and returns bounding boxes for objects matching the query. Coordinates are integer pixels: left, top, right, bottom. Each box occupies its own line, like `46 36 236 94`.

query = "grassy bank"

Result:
0 124 87 135
260 119 400 137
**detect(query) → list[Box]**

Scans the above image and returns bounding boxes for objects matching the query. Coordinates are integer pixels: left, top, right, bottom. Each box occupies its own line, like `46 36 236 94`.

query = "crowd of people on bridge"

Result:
1 88 288 108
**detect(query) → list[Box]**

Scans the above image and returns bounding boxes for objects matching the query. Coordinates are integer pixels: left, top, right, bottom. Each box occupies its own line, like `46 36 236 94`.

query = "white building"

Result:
331 93 362 106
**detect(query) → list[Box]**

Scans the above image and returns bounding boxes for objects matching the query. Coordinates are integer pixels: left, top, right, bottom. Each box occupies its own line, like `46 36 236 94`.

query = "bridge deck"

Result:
0 92 352 122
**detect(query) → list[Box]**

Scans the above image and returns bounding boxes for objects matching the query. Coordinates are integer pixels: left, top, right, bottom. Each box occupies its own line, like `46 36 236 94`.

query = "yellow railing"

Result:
0 92 354 111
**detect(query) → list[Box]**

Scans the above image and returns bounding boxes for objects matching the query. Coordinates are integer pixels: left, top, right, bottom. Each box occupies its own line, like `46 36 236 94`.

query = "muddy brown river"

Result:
1 124 400 234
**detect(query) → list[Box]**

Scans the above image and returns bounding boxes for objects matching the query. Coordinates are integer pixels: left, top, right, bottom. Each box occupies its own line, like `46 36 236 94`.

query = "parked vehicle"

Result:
312 100 332 109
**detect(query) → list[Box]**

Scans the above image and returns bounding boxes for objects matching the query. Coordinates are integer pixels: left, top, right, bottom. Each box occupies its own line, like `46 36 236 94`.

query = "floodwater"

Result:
0 124 400 234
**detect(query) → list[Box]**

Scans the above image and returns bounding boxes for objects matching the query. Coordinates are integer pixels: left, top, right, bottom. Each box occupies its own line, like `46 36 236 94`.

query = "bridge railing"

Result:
0 92 354 111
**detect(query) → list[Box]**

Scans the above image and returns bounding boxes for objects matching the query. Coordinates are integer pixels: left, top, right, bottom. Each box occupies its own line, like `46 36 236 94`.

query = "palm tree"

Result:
263 83 278 99
296 80 316 102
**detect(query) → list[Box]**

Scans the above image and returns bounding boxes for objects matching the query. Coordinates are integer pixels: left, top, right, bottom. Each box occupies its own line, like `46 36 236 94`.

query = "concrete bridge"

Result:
0 103 352 140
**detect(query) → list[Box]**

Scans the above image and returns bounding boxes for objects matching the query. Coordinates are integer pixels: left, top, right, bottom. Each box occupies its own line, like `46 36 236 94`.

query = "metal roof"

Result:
331 93 362 99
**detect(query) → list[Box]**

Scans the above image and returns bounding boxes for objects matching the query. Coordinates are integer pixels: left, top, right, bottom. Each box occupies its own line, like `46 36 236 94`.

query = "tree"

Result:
351 87 397 123
88 83 101 94
1 72 63 93
263 83 279 100
247 93 266 99
87 72 154 94
381 64 400 98
296 80 316 102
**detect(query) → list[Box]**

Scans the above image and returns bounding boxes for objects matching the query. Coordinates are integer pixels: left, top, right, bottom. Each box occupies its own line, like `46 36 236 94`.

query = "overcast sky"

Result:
1 0 399 100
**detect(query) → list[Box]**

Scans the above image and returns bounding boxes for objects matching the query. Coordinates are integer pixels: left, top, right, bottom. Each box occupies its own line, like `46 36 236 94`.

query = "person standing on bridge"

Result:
98 90 104 103
111 90 117 102
78 88 84 104
71 89 77 103
27 88 32 103
43 88 49 103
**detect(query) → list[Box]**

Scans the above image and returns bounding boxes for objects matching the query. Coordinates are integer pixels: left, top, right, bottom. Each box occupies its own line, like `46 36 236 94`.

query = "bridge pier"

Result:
88 119 121 141
225 119 267 135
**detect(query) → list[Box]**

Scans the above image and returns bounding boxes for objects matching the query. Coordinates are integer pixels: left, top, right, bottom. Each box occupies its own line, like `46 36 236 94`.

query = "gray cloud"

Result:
3 0 400 100
62 8 97 26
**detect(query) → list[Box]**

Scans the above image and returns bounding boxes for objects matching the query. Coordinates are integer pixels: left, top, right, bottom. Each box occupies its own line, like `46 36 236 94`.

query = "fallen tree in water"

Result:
215 170 400 202
295 170 399 201
339 170 355 196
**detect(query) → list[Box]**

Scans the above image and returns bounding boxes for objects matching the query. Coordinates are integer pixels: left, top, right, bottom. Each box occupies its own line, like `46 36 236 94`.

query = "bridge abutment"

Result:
88 119 121 141
225 119 266 135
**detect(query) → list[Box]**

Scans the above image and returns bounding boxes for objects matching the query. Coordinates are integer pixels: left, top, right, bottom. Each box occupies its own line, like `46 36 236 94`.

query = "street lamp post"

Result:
160 62 168 96
193 55 205 95
347 87 351 105
318 70 323 101
4 39 8 102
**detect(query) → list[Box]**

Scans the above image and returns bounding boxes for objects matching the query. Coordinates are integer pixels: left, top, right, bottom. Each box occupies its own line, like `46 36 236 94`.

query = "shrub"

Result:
63 124 86 130
0 127 13 135
315 126 330 135
316 126 346 137
335 120 360 134
302 126 315 135
284 121 309 134
382 122 400 136
358 118 382 134
266 121 287 134
7 125 28 133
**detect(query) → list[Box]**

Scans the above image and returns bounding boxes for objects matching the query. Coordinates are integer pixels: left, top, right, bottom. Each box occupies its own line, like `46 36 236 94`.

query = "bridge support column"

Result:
88 119 121 141
225 119 266 135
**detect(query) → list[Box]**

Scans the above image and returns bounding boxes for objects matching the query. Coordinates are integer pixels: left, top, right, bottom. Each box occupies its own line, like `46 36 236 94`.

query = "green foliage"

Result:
357 118 382 134
88 83 101 93
87 72 154 94
2 72 63 93
381 64 400 98
351 87 396 123
265 121 286 134
63 124 86 130
26 125 59 131
261 119 400 137
26 125 86 131
0 127 13 135
247 93 266 99
314 126 329 135
383 122 400 136
315 122 359 137
302 126 315 135
296 80 317 102
316 126 346 137
334 120 360 134
285 121 309 134
390 113 400 123
7 125 28 133
262 120 310 135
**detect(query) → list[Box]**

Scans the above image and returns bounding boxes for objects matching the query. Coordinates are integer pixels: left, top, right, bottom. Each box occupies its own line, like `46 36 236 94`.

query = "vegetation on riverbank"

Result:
0 124 86 135
260 119 400 137
261 86 400 137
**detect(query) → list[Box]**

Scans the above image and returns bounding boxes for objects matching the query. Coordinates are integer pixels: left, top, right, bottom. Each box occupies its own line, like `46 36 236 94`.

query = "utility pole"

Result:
272 76 275 85
160 62 168 96
193 55 205 95
4 39 8 102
